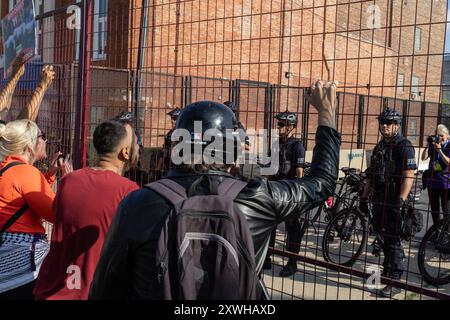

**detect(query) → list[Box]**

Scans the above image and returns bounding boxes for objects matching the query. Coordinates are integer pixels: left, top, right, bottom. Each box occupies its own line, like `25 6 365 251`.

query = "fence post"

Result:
133 0 150 132
73 0 92 169
402 99 409 137
357 95 364 149
419 101 426 148
235 79 241 113
264 84 275 151
183 76 192 106
302 88 310 150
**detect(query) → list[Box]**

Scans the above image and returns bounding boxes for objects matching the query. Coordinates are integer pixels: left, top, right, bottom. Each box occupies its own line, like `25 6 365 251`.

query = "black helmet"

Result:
167 107 182 119
377 107 401 124
223 101 237 113
274 111 298 127
113 111 134 123
174 101 240 163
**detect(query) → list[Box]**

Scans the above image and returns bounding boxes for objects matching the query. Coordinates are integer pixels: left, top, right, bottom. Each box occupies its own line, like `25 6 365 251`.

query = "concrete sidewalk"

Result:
263 189 450 300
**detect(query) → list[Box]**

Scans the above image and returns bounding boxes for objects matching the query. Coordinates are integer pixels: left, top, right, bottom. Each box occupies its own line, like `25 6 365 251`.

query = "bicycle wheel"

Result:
418 218 450 286
322 207 368 267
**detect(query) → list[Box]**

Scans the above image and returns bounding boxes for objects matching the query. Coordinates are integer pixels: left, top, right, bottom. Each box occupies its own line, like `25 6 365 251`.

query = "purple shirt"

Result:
427 140 450 189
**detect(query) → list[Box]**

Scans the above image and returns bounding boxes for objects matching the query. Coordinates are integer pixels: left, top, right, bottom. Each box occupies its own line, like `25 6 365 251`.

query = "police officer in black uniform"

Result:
160 108 182 178
265 111 306 277
223 101 250 179
360 107 417 298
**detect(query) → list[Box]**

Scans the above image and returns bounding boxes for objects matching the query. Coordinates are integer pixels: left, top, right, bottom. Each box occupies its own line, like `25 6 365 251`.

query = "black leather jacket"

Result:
89 126 341 299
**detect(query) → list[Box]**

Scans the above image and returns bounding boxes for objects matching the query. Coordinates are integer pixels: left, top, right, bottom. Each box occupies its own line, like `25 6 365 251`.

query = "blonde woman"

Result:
422 124 450 228
0 120 69 300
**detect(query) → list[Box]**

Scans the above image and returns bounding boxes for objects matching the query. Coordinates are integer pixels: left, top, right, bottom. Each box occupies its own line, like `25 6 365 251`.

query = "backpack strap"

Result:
145 179 188 206
0 162 29 241
0 161 26 176
217 178 248 201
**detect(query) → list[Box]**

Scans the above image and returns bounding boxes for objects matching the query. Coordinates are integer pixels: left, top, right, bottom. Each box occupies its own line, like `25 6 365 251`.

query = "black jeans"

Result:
269 217 302 261
0 280 36 300
372 198 404 280
428 188 450 226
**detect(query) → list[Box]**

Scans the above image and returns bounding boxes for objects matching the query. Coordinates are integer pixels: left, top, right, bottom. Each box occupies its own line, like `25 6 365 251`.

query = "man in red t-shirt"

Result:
34 120 140 300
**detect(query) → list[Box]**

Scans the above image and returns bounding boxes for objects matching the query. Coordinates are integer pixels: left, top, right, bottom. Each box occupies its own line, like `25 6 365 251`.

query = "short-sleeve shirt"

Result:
275 137 306 179
369 134 417 195
427 140 450 189
33 168 139 300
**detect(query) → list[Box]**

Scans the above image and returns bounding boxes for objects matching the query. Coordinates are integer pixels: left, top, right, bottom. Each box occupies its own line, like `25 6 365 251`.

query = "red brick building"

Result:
0 0 447 150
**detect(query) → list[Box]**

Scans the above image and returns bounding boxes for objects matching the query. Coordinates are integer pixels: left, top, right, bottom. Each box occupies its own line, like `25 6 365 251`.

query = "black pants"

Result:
0 280 36 300
428 188 450 226
372 199 404 280
269 217 302 260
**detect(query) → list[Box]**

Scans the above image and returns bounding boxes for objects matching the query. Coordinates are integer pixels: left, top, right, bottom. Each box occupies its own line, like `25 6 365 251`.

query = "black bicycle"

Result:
322 171 423 267
321 168 371 266
418 215 450 286
298 166 368 248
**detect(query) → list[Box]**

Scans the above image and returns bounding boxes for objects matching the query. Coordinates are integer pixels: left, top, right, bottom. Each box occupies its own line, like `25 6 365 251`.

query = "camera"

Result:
427 135 440 144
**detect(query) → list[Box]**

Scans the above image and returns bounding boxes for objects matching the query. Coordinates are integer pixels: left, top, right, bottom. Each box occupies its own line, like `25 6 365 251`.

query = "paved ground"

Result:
263 186 450 300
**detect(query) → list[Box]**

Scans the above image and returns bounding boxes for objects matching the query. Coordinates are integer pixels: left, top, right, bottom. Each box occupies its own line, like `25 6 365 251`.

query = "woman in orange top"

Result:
0 119 70 300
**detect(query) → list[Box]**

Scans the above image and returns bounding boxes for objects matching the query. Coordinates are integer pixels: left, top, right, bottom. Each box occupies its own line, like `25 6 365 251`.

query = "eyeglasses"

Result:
38 132 47 142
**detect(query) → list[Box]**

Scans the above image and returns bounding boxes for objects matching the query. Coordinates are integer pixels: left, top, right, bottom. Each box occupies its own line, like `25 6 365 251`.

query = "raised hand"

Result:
41 65 55 87
306 80 338 129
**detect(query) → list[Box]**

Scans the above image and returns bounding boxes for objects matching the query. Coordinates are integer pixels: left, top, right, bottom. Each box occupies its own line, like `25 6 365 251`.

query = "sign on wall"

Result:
1 0 37 77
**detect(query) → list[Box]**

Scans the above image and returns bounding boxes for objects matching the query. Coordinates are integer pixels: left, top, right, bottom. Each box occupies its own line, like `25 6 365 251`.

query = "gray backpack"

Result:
146 176 261 300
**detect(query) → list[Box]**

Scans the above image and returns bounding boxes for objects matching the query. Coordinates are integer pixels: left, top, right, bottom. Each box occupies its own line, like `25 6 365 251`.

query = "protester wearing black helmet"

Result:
89 81 341 300
264 111 306 277
359 107 417 298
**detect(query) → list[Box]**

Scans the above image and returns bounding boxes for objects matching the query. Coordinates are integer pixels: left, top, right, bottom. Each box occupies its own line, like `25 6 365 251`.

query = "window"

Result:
409 119 417 141
93 0 108 60
397 74 404 93
411 76 420 100
414 27 422 51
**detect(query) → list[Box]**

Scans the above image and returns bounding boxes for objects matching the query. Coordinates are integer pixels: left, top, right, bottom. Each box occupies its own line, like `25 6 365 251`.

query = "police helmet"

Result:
274 111 298 127
377 108 401 125
167 107 182 119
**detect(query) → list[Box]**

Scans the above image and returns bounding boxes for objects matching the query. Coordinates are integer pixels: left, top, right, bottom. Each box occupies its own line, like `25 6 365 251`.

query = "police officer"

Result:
224 101 250 179
360 107 417 298
265 111 306 277
160 108 182 178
